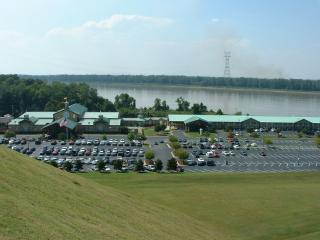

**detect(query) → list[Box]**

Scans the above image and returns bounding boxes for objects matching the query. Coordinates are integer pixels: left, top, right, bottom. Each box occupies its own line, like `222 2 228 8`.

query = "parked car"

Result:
197 158 206 166
187 159 197 166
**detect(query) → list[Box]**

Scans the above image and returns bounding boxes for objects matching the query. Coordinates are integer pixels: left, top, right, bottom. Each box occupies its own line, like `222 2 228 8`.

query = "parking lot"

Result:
1 131 320 173
172 130 320 173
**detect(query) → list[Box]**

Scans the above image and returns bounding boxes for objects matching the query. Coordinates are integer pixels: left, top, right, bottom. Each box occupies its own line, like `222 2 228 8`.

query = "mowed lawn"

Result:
81 172 320 240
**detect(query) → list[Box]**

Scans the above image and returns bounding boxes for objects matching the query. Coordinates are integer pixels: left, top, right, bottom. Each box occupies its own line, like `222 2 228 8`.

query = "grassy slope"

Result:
82 172 320 240
0 147 227 240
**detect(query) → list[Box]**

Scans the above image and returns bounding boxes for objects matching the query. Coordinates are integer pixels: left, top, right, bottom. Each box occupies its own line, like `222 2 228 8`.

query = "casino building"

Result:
8 101 121 136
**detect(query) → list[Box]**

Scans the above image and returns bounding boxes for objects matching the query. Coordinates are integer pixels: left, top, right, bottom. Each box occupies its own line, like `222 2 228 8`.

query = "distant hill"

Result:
0 147 225 240
22 74 320 92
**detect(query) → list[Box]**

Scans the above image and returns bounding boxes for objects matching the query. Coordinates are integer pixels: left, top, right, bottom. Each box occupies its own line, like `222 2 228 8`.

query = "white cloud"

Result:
47 14 173 36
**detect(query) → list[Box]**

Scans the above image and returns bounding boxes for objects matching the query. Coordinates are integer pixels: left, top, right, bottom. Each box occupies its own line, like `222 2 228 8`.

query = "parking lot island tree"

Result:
127 132 135 141
134 159 144 172
167 158 177 171
97 160 106 172
145 150 155 161
113 159 123 171
170 142 181 149
168 135 178 143
102 134 107 140
174 149 189 160
155 159 163 172
263 137 273 145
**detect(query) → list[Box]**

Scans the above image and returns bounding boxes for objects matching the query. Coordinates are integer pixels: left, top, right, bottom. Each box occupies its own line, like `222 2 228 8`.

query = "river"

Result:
89 83 320 116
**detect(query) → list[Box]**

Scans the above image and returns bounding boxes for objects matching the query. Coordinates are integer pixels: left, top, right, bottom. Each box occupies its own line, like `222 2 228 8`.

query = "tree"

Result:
168 135 178 142
50 161 58 168
97 160 106 171
114 93 136 109
145 150 155 160
191 103 201 114
102 134 107 140
174 149 189 160
154 124 166 132
155 159 163 172
4 130 16 138
153 98 162 111
161 100 169 111
227 131 234 139
63 161 73 172
127 132 135 141
135 159 144 172
170 142 181 149
57 132 66 141
216 109 224 115
74 159 83 170
176 97 190 111
113 160 123 171
167 158 177 171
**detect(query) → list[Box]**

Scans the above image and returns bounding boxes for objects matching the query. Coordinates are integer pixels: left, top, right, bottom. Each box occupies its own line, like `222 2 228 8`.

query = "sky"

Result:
0 0 319 79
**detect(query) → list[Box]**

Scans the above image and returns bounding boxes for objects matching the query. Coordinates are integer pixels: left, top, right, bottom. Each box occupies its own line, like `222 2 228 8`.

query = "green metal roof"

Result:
17 112 55 119
169 114 320 124
109 119 121 126
35 118 53 126
83 112 119 119
123 118 145 122
42 118 78 130
68 103 88 116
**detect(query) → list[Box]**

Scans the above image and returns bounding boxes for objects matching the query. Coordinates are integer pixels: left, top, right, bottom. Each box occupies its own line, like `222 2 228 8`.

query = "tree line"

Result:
23 74 320 92
0 75 220 117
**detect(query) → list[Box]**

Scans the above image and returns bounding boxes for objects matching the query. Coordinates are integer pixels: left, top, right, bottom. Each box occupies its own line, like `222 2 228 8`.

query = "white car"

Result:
206 151 214 158
104 167 111 173
233 145 240 150
251 143 257 147
222 151 230 156
229 151 235 156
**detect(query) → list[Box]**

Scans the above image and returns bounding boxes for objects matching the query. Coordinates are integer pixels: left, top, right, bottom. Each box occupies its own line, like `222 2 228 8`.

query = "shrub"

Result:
168 135 178 142
145 150 155 160
128 132 135 141
316 137 320 146
250 132 259 138
263 137 273 145
102 134 107 140
154 124 166 132
4 130 16 138
170 142 181 149
247 128 254 133
174 149 189 160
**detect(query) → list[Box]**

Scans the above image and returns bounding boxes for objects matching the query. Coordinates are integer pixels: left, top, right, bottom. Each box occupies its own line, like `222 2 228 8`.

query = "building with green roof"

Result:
8 102 122 135
168 114 320 131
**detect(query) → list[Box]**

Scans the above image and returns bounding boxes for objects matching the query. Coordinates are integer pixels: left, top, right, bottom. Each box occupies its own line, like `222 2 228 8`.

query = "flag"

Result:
59 117 68 127
59 111 69 128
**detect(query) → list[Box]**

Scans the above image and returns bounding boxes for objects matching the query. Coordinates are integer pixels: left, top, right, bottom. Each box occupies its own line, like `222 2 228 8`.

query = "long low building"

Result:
168 114 320 131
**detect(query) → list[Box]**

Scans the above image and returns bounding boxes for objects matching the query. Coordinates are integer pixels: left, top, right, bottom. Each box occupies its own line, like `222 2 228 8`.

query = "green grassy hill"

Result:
82 172 320 240
0 147 226 240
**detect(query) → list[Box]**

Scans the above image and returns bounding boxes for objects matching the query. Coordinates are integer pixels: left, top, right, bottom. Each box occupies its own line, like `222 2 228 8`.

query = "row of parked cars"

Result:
39 145 145 157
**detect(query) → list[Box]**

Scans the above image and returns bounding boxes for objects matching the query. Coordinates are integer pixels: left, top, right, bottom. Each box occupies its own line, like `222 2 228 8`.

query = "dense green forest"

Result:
0 75 216 117
22 74 320 92
0 75 115 117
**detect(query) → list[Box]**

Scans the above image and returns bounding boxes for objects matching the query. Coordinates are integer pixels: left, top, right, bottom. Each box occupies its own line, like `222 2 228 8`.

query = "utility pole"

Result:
224 51 231 78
